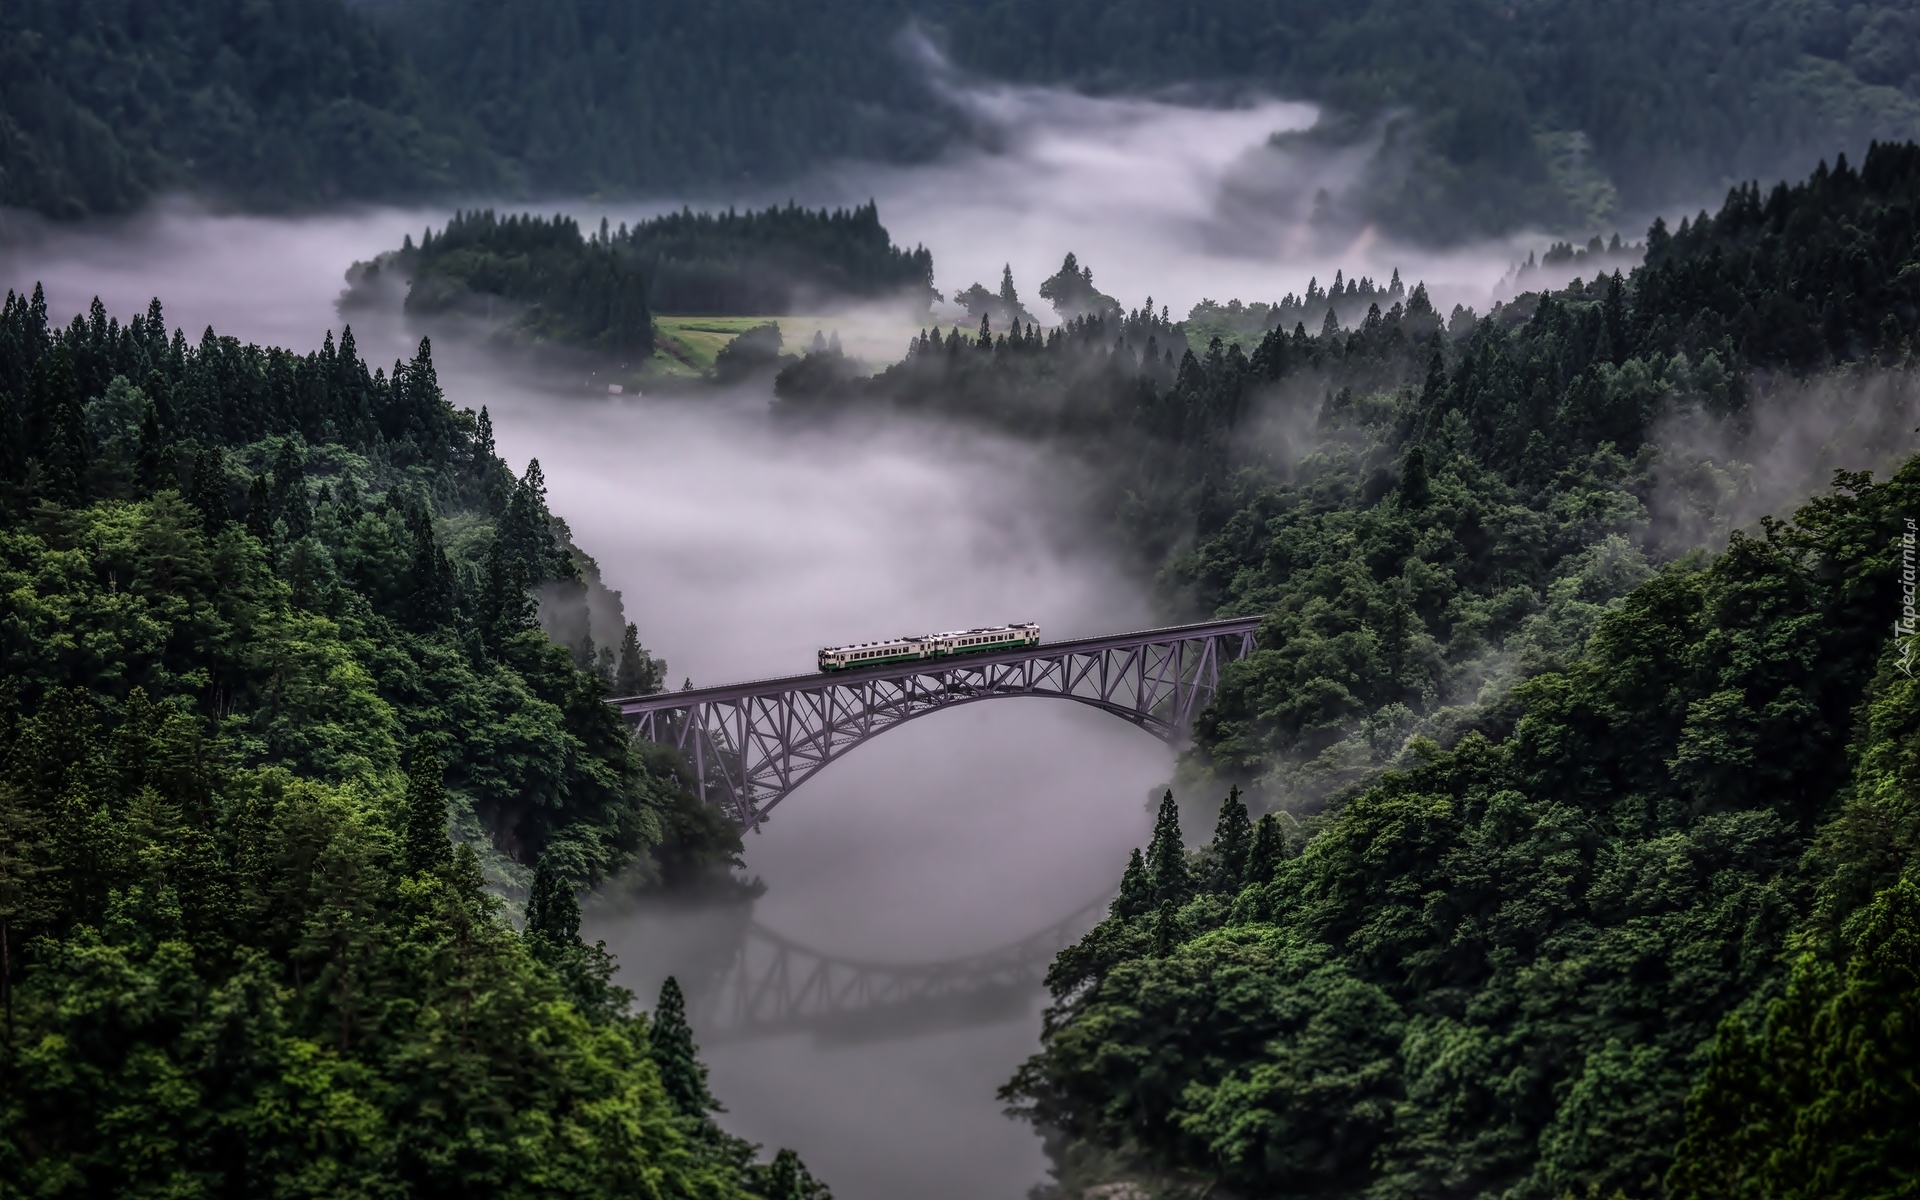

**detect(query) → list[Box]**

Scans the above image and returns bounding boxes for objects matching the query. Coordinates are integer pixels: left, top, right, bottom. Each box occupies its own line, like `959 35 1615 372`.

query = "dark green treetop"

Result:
401 738 451 877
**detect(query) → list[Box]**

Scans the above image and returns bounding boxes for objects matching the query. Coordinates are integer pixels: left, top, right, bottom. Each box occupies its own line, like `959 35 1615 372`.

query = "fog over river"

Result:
0 82 1592 1198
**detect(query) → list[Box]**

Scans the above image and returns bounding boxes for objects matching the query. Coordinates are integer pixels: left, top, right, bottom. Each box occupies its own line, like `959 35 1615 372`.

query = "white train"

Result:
818 622 1040 671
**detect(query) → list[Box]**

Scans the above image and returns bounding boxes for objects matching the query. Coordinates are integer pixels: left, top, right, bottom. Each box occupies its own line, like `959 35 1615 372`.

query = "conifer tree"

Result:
650 976 718 1121
1207 786 1251 894
1245 813 1283 887
473 404 496 466
1151 899 1180 956
1601 270 1628 365
616 623 665 695
524 855 581 943
1146 790 1191 907
401 739 451 877
759 1147 835 1200
37 348 90 504
406 510 454 629
0 390 22 485
1112 847 1152 920
270 439 311 539
187 446 230 532
244 474 273 544
0 782 48 1038
479 537 534 651
1399 445 1431 509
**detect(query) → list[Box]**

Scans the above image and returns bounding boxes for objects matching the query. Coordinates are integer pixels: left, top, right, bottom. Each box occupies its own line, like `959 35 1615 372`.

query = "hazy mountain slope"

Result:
7 0 1920 238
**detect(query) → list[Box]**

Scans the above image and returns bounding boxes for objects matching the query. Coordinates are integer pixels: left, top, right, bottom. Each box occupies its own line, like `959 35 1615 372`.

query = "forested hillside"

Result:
774 144 1920 1195
9 0 1920 240
0 288 824 1193
346 202 935 355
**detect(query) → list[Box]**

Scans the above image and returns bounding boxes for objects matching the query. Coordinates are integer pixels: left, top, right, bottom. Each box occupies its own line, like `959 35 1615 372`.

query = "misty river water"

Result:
0 83 1582 1197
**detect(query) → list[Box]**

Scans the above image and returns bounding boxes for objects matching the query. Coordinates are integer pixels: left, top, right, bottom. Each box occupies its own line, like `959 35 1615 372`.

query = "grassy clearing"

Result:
648 313 929 379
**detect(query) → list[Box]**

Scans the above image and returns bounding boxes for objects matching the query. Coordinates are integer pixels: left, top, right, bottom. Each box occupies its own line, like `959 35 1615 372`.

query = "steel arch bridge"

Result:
611 617 1261 830
694 898 1107 1043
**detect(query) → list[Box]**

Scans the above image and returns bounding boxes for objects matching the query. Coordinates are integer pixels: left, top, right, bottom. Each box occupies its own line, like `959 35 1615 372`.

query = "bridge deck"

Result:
609 615 1265 713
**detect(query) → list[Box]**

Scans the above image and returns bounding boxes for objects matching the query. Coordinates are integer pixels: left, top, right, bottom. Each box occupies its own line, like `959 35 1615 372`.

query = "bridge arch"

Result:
613 617 1260 829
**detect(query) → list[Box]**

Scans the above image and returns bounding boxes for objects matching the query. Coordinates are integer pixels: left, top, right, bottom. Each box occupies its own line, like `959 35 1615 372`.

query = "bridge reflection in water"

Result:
685 897 1108 1045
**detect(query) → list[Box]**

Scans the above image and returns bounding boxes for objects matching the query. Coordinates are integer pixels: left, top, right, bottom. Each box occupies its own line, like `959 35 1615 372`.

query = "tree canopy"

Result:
9 0 1920 241
0 283 824 1192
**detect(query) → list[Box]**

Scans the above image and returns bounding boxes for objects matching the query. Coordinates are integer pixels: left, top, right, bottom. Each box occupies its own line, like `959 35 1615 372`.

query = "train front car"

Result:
818 635 925 672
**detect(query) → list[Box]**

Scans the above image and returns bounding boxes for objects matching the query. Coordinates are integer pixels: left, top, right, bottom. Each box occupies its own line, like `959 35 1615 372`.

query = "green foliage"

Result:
954 264 1041 332
1038 253 1121 322
713 323 794 385
400 737 451 877
649 976 720 1123
398 211 654 355
361 202 933 361
12 0 1920 241
1668 661 1920 1200
751 1147 837 1200
1145 789 1192 908
1000 149 1920 1197
1204 786 1251 894
1668 883 1920 1200
0 289 801 1191
622 202 935 315
0 718 756 1195
0 0 467 218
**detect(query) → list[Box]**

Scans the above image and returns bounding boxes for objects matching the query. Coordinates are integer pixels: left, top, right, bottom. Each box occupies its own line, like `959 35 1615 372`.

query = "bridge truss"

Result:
612 617 1262 829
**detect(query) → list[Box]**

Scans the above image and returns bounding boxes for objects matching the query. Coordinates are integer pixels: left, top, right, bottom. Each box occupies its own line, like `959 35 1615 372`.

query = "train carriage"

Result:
817 622 1039 671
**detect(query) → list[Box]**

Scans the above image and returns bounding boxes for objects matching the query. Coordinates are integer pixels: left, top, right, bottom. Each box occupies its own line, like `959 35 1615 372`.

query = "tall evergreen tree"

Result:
650 976 718 1121
1245 813 1283 888
187 446 229 532
406 509 455 630
1206 786 1252 894
401 739 451 878
270 439 311 539
1146 789 1191 907
479 537 535 651
1113 847 1153 920
615 623 664 695
0 390 22 485
244 474 273 545
1151 899 1180 956
36 348 89 504
1399 445 1431 509
758 1148 835 1200
524 855 581 944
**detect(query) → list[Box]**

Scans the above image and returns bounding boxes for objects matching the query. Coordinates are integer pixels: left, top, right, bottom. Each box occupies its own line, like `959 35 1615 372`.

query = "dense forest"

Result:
0 286 830 1193
8 0 1920 240
344 203 933 359
773 144 1920 1196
